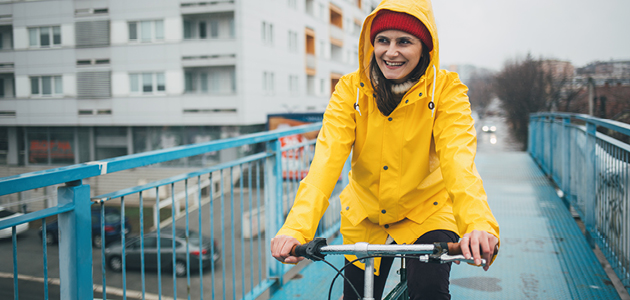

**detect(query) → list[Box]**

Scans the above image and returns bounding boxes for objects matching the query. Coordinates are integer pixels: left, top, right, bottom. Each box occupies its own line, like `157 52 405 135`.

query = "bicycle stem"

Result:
364 257 375 300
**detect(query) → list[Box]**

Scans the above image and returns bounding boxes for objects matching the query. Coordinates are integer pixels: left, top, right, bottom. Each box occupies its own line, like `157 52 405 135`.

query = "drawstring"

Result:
431 65 436 118
354 87 362 116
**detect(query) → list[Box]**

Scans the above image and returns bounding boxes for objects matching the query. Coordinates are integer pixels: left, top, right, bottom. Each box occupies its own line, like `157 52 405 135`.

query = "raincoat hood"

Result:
359 0 440 86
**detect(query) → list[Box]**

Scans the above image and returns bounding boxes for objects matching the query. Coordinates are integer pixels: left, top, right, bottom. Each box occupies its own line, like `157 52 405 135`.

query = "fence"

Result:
529 112 630 293
0 122 347 300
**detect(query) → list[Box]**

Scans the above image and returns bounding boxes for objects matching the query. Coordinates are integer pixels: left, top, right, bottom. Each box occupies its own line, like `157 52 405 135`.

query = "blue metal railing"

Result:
0 122 347 300
529 112 630 293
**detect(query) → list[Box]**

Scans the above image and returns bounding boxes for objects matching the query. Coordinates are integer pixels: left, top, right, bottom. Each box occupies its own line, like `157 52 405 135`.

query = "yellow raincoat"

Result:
276 0 500 274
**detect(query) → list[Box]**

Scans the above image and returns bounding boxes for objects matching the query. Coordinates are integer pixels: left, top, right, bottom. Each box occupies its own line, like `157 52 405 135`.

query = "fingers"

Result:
461 230 499 271
271 235 302 263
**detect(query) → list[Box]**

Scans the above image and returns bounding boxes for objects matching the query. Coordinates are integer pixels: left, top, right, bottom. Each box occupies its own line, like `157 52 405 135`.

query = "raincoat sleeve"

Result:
432 71 500 241
275 74 357 244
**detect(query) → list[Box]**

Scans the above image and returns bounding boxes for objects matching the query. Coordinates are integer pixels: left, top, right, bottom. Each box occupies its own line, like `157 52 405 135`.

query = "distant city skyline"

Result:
431 0 630 71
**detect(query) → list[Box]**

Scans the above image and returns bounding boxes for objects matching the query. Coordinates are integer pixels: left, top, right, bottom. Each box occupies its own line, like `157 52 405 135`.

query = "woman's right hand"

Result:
271 235 304 264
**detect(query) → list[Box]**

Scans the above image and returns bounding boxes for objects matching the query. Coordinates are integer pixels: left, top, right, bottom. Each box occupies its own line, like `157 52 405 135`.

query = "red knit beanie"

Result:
370 10 433 52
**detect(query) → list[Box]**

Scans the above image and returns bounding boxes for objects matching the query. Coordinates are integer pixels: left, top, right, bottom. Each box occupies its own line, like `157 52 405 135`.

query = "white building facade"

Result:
0 0 378 167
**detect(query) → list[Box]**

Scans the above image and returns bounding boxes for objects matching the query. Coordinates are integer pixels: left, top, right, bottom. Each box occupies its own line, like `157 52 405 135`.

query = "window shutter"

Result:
77 71 111 99
75 20 110 48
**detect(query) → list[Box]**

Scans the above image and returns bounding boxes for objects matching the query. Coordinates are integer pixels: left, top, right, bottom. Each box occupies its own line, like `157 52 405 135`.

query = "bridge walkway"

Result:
269 152 621 300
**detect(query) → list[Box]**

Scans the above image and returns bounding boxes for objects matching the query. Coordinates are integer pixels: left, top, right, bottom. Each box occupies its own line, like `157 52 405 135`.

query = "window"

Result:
30 76 63 96
185 67 236 95
210 20 219 38
76 20 110 48
183 20 192 39
261 21 273 45
289 75 299 94
28 26 61 48
183 13 235 40
288 0 297 9
288 30 298 53
129 72 166 94
199 21 207 38
320 78 325 95
128 20 164 42
77 71 111 99
263 72 274 94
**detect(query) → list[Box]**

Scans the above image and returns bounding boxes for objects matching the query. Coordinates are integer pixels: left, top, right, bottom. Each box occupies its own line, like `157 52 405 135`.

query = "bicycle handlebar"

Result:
291 237 494 266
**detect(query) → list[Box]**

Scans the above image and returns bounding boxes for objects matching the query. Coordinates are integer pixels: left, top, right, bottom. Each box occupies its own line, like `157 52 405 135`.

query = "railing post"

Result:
57 180 94 300
528 115 534 156
584 122 597 248
342 152 352 187
265 139 284 291
561 117 571 207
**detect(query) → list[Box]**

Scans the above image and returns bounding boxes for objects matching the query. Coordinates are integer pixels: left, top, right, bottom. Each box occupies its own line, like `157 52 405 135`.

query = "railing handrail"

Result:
0 122 322 197
530 112 630 137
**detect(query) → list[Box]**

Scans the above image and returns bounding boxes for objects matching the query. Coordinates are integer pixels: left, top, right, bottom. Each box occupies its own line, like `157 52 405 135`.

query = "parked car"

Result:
105 227 220 277
0 207 29 239
39 206 131 248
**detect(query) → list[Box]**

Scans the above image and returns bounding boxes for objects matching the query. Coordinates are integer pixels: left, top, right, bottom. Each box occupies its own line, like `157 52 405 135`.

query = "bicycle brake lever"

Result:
418 254 487 266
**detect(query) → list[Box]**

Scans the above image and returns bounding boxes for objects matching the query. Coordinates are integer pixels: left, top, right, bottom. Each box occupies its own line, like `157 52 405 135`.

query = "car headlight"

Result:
490 126 497 131
482 126 489 132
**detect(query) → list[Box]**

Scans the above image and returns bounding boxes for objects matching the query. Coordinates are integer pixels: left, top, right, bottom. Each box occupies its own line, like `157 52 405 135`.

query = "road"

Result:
0 187 270 300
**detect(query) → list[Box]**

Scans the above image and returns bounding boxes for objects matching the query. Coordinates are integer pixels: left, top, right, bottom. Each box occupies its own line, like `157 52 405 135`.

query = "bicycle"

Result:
291 237 489 300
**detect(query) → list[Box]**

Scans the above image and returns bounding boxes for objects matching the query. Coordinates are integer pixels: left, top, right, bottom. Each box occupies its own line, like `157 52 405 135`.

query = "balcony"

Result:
306 54 316 73
180 0 235 14
329 24 344 45
180 39 237 67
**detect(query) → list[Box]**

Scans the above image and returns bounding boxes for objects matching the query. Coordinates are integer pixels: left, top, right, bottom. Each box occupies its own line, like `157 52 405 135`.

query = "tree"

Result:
494 54 549 150
467 69 495 117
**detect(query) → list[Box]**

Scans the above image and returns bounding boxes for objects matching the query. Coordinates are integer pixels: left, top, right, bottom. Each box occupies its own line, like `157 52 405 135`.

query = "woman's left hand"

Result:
457 230 499 271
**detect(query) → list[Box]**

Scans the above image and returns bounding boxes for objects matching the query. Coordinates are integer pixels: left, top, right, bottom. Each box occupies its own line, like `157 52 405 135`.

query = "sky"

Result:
431 0 630 71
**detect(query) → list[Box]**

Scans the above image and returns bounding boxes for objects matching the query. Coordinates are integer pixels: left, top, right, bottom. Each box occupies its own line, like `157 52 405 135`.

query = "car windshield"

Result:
103 212 121 224
0 210 16 218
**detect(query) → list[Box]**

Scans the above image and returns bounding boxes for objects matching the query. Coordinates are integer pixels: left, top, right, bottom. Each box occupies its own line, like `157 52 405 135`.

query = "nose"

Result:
385 44 399 57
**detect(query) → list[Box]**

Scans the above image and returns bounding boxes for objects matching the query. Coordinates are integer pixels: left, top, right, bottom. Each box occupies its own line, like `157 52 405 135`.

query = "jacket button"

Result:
381 210 386 214
346 206 350 210
383 166 388 170
419 93 423 97
405 100 409 104
360 82 364 87
388 117 392 121
384 224 389 229
433 202 438 205
373 93 376 97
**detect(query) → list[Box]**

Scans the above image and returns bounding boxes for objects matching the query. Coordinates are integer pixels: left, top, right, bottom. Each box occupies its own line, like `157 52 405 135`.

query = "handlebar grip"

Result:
291 244 309 257
447 242 500 256
289 237 328 261
447 243 462 255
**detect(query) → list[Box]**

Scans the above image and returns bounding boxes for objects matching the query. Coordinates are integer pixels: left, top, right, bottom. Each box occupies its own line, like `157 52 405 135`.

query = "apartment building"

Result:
0 0 377 168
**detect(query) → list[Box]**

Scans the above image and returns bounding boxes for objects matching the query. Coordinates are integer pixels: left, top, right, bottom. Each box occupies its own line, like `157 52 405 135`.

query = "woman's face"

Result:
373 30 423 84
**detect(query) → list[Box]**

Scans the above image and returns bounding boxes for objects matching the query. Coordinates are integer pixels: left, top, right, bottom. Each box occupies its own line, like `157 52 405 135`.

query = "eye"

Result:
398 38 412 45
376 37 389 44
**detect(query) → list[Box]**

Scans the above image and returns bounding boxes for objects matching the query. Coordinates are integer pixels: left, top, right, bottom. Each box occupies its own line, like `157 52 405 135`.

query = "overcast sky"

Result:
431 0 630 71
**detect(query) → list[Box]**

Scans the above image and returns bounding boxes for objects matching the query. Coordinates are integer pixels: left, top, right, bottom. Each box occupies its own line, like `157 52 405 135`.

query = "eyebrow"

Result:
375 34 417 42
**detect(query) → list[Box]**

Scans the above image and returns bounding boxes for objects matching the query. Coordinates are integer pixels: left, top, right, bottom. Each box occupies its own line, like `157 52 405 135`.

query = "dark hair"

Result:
369 42 431 116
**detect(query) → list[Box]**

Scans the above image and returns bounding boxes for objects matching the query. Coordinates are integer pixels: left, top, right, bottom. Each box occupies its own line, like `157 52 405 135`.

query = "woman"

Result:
271 0 500 299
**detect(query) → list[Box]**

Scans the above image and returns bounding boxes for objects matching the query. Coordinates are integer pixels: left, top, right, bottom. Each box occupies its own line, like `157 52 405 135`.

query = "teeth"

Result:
386 61 404 66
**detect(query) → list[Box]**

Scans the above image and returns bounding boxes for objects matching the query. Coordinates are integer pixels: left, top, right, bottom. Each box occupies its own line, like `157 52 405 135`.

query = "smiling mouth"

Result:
385 61 405 67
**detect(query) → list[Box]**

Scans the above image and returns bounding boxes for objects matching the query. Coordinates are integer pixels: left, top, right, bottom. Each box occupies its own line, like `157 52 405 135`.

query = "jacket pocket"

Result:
339 186 369 227
405 188 451 225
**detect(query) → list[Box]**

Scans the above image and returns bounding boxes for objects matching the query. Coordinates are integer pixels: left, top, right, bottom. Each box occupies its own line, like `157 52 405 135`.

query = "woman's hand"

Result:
458 230 499 271
271 235 304 264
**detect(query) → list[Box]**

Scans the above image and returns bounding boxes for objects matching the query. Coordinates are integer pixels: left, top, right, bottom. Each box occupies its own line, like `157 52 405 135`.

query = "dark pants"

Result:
343 230 459 300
